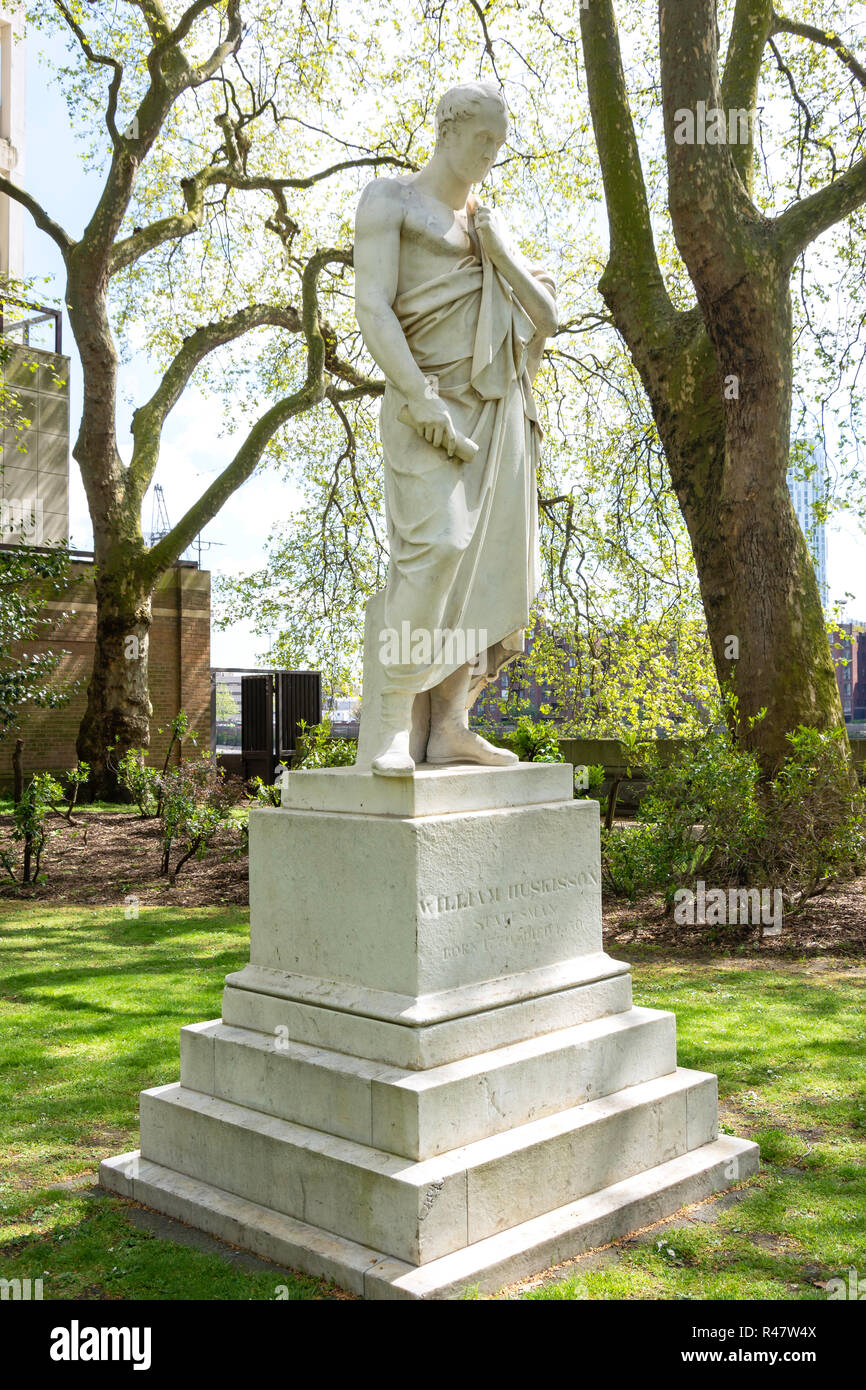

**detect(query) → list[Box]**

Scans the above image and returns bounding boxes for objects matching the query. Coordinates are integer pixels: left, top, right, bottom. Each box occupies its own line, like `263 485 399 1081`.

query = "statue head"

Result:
433 81 508 185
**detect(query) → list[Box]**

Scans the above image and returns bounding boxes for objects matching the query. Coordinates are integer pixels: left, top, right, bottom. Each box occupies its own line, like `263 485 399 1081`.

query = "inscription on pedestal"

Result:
419 870 599 920
421 872 601 967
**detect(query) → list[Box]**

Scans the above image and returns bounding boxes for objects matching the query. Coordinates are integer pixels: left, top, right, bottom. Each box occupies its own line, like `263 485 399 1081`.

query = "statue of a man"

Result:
354 80 557 776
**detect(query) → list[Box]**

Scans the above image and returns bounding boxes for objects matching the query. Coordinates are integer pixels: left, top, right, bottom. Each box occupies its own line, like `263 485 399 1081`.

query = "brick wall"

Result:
0 559 211 788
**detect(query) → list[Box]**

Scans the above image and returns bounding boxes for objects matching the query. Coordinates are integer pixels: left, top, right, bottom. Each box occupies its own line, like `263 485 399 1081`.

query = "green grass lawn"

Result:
0 798 250 819
0 903 863 1300
0 797 136 816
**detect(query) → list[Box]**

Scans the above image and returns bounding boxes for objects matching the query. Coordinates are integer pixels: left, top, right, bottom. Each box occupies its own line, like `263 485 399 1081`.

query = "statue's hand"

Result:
403 391 459 457
473 203 510 265
530 265 557 298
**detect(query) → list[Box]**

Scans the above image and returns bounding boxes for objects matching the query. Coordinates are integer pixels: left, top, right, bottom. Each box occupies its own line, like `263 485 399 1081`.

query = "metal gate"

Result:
277 670 322 765
239 670 322 781
240 674 274 784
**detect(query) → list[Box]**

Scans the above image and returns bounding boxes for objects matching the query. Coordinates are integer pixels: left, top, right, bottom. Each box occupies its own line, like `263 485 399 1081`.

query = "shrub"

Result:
293 719 356 769
601 720 866 910
636 724 766 898
158 751 234 882
764 726 866 906
154 711 198 815
509 716 564 763
6 773 64 883
573 763 606 800
62 761 90 822
601 822 670 899
116 748 160 818
247 765 288 808
113 711 197 817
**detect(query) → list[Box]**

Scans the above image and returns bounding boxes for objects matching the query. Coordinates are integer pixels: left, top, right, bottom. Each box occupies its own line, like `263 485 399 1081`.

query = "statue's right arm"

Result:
354 181 458 454
354 182 429 403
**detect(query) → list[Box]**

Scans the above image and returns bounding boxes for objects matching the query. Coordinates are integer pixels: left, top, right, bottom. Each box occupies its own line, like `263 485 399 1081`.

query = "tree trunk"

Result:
580 0 847 775
67 248 155 801
12 738 23 806
630 284 843 773
75 565 153 799
670 273 843 769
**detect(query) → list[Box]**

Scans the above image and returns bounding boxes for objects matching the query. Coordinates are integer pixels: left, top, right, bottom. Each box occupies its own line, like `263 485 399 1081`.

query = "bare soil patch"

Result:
603 876 866 958
0 811 248 908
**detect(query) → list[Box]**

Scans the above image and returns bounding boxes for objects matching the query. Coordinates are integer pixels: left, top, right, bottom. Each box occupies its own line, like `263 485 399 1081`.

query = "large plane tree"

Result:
0 0 398 794
577 0 866 769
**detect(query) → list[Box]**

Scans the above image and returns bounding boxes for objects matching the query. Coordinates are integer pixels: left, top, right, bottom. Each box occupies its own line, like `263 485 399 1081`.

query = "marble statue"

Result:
105 115 759 1284
354 80 557 776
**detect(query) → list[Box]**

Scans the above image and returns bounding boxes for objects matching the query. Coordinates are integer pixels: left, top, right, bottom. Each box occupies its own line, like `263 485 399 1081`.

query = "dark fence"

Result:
212 668 321 783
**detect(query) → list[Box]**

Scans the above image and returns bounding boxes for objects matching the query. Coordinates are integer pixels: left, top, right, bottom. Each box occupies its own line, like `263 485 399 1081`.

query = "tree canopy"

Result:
5 1 866 761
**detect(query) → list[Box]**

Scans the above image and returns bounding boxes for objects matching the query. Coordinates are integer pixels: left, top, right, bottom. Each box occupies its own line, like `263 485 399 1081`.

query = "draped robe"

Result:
378 223 543 703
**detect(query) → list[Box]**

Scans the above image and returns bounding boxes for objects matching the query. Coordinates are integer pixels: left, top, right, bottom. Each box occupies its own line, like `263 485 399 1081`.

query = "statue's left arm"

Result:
473 204 558 348
524 268 556 382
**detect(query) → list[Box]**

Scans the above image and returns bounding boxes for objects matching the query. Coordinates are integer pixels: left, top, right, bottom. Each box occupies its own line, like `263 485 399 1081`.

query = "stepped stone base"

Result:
101 763 758 1297
101 1135 757 1299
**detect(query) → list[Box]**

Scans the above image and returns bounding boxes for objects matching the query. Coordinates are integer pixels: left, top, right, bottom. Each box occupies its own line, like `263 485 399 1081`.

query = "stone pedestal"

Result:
101 763 758 1299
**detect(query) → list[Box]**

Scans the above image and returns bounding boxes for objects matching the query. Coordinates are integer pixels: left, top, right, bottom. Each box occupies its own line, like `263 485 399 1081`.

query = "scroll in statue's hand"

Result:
401 392 478 463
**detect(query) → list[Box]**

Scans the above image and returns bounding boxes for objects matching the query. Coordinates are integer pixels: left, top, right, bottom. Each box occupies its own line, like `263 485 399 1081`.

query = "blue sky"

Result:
20 26 866 679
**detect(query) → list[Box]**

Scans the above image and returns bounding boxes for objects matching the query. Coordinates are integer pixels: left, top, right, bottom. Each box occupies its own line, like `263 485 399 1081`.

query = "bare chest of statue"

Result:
395 182 480 298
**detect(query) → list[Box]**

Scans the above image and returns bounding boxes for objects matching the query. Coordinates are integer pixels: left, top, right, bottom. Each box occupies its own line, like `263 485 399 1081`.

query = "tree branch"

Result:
579 0 674 349
467 0 503 83
721 0 774 193
659 0 758 301
79 0 240 265
109 155 411 275
0 175 74 255
139 249 354 581
52 0 124 146
771 10 866 90
127 302 304 502
185 0 243 88
772 153 866 266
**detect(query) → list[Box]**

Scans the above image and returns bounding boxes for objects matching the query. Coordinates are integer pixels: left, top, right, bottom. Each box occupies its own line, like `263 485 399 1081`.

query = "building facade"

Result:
786 442 828 607
832 621 866 726
0 2 25 282
1 338 69 546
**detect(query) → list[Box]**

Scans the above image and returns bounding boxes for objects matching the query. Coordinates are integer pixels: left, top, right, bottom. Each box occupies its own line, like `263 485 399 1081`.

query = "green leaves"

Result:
602 714 866 907
157 749 235 881
8 772 65 884
292 718 356 769
508 715 566 764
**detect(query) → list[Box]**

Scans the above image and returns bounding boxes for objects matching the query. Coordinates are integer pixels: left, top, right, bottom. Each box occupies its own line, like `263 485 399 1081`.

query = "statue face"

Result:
441 103 508 185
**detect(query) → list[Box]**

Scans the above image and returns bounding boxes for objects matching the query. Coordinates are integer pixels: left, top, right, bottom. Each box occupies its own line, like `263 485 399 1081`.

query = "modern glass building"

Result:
787 441 828 608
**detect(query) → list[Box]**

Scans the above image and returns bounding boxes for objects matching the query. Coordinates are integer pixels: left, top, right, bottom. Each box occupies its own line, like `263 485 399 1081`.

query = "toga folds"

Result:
380 230 543 700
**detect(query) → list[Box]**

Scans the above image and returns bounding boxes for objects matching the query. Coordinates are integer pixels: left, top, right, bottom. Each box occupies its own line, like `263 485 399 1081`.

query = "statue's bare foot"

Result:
426 726 518 767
